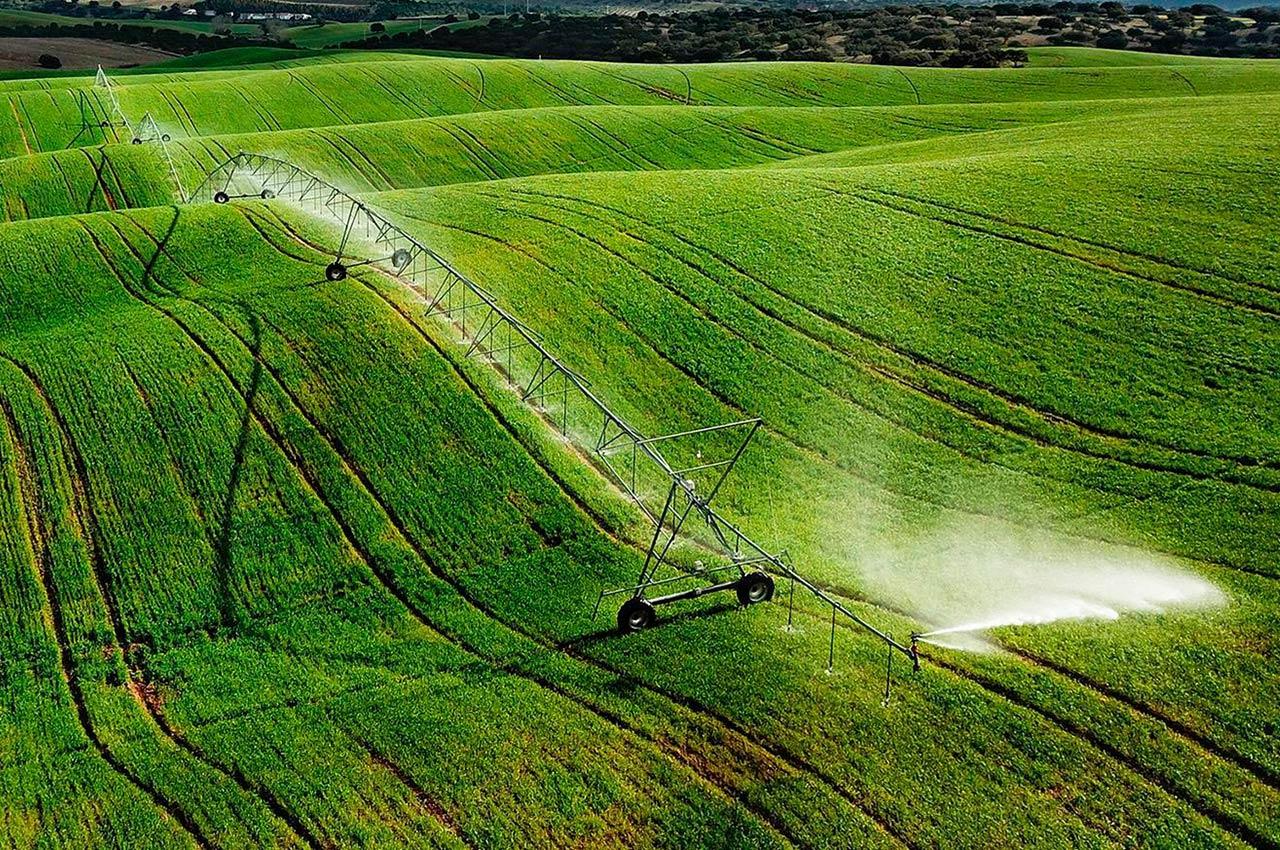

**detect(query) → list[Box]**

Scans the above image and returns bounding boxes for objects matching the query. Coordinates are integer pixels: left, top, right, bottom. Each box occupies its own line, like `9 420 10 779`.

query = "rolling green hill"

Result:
0 52 1276 850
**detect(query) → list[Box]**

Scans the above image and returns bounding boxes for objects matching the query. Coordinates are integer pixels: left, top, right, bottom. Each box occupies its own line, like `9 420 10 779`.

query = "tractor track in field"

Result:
789 595 1278 850
699 113 822 157
102 154 135 209
79 149 116 213
252 210 1267 849
76 219 330 850
434 123 503 181
824 182 1280 321
172 92 200 137
393 197 1280 582
101 211 831 850
48 154 83 211
495 185 1280 487
252 202 1272 850
597 67 690 105
8 96 31 156
465 190 1258 504
240 198 1280 846
894 70 923 105
329 719 469 848
352 68 432 121
313 134 389 192
287 72 354 128
570 114 664 169
867 186 1280 300
366 196 1280 846
0 387 213 850
780 567 1280 809
115 351 248 632
229 86 282 132
236 206 919 850
330 134 396 190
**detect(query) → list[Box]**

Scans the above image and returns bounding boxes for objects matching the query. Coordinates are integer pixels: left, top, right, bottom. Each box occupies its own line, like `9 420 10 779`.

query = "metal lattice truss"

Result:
191 150 920 684
95 65 133 140
61 68 187 201
64 86 126 148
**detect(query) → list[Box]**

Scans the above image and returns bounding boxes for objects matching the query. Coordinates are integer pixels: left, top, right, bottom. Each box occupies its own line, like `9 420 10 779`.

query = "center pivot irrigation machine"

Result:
65 69 189 204
191 152 923 693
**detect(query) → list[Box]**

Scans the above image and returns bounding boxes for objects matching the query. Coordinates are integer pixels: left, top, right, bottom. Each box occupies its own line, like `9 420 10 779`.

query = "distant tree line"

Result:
341 2 1280 63
0 20 263 53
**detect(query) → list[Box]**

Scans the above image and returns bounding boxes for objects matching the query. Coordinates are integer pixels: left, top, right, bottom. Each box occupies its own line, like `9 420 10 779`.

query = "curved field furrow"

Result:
838 184 1280 319
110 207 906 850
242 206 1192 850
257 203 1260 848
491 184 1280 490
0 385 209 850
390 201 1163 546
72 220 332 850
328 189 1280 846
404 186 1264 560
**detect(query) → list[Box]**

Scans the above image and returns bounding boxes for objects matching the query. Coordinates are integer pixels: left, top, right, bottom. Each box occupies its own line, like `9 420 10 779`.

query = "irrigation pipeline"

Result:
188 151 920 677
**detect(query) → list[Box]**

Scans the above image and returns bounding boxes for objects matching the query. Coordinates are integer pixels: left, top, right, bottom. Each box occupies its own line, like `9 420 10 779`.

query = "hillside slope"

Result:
0 54 1276 850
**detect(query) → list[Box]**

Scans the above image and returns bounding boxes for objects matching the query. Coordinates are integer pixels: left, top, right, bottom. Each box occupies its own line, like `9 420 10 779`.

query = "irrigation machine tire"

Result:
617 598 656 633
162 134 171 142
213 191 230 204
325 262 348 282
261 189 275 200
131 137 142 145
736 572 775 607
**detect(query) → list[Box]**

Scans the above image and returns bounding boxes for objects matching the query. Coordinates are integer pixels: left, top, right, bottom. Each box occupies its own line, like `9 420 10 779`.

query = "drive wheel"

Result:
617 598 656 633
736 572 774 606
325 262 348 282
213 191 229 204
260 189 275 200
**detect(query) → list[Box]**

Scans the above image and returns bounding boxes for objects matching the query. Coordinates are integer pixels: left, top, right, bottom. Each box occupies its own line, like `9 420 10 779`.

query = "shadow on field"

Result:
135 210 260 630
562 601 739 652
84 148 112 215
214 314 262 631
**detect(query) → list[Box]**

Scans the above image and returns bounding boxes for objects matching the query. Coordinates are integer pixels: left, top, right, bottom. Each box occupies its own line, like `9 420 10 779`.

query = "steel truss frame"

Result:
191 150 920 688
61 67 189 202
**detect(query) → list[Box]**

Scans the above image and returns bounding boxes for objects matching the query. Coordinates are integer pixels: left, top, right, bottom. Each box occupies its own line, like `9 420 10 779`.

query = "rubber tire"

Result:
131 138 142 145
325 262 348 282
391 248 412 269
736 572 774 606
617 598 656 633
161 134 171 142
213 191 229 204
261 189 275 200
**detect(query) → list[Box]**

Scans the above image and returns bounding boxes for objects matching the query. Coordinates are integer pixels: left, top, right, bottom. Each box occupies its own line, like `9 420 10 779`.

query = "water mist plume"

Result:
854 519 1223 652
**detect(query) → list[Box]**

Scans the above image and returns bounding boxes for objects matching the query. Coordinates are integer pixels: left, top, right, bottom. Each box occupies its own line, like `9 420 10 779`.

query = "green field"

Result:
0 51 1277 849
